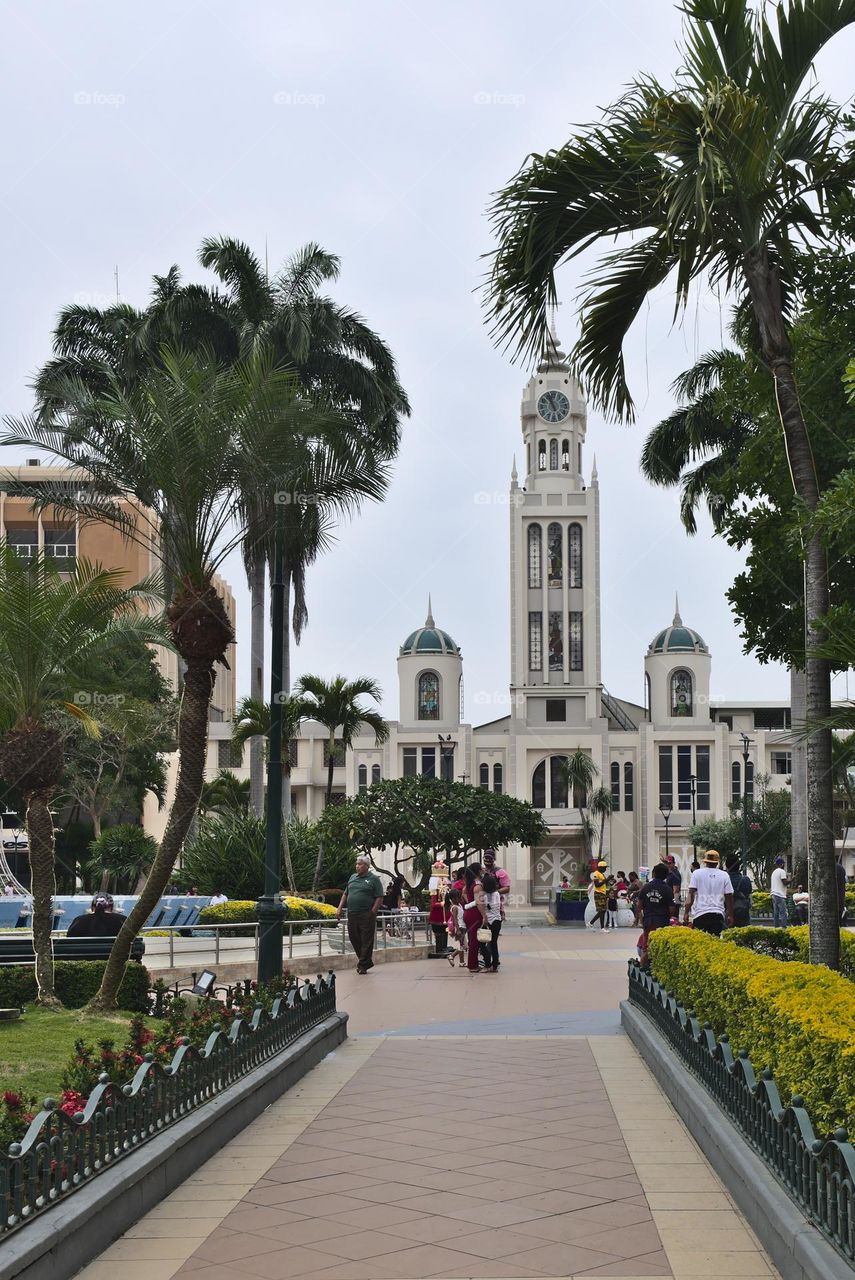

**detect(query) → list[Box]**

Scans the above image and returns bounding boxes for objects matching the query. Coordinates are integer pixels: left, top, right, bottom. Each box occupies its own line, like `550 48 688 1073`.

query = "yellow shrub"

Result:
647 928 855 1135
284 897 337 919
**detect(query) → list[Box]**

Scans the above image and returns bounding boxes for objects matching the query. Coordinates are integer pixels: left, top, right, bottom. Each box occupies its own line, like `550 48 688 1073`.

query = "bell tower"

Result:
509 329 603 729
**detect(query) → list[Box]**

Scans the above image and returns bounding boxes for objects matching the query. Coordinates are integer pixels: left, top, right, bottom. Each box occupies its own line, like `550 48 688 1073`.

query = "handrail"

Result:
627 961 855 1263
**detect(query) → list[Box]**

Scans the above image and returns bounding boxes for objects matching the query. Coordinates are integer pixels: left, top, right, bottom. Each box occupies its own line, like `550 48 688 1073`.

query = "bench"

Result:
0 936 145 965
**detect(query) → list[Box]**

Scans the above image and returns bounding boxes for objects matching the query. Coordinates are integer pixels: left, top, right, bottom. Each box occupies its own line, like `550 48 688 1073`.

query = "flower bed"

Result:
647 927 855 1134
197 897 337 936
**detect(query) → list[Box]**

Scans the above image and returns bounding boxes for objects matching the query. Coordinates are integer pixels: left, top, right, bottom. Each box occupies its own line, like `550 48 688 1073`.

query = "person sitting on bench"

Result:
66 893 128 938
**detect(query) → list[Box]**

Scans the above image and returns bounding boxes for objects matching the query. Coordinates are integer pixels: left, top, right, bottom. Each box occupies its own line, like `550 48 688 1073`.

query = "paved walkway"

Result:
76 928 778 1280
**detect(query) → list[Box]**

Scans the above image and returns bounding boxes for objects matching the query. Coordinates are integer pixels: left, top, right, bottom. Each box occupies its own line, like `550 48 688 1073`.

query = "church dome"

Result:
400 598 461 657
647 599 708 655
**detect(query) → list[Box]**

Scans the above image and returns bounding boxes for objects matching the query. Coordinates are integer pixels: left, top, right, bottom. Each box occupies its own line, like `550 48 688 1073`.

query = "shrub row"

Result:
198 897 338 937
724 924 855 981
647 928 855 1135
0 961 150 1012
751 889 854 915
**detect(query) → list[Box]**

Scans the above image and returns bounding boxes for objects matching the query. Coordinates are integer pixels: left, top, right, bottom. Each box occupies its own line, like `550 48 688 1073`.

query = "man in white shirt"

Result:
209 891 229 907
770 857 789 928
683 849 734 937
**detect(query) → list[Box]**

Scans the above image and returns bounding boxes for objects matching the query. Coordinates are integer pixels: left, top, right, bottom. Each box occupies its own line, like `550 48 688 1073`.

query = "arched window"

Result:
550 755 568 808
670 669 693 717
371 763 381 784
493 763 503 794
568 524 582 588
532 754 583 808
418 671 439 720
549 439 559 470
479 762 489 789
357 764 367 794
527 524 542 588
561 440 570 471
731 760 741 806
624 762 634 812
538 440 547 471
610 761 620 806
532 760 546 808
547 522 563 586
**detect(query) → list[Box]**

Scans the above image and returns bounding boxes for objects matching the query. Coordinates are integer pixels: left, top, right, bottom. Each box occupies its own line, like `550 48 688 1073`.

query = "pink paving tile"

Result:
504 1241 629 1277
576 1254 672 1277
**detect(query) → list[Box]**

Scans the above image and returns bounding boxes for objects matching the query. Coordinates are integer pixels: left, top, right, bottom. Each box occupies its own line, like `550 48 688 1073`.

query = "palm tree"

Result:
294 675 389 890
557 749 599 862
589 786 617 861
487 0 855 968
3 349 346 1008
231 695 309 891
199 770 251 818
0 550 166 1004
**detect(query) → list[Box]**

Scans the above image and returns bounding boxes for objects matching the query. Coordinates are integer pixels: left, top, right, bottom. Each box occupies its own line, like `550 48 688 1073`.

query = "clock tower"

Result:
509 328 603 730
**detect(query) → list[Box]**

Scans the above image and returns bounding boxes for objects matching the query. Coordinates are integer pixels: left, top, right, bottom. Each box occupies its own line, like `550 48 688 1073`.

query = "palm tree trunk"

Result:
281 572 293 855
26 788 60 1007
790 667 808 870
88 659 214 1010
248 554 265 818
745 251 837 970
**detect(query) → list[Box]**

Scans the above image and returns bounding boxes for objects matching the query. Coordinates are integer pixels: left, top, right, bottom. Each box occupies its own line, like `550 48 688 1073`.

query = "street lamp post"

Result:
740 733 752 869
660 802 673 863
257 504 286 985
689 774 697 865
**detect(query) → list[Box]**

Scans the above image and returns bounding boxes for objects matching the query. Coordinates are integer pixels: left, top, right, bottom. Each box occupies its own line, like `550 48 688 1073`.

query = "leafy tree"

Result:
86 824 158 892
486 0 855 968
589 786 616 861
690 773 791 889
177 811 341 899
0 551 166 1004
199 770 250 818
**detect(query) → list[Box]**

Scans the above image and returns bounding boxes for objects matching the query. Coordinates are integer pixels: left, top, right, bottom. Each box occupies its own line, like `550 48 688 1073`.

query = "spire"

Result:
511 453 518 483
591 453 598 485
673 592 682 626
426 594 435 628
537 318 568 373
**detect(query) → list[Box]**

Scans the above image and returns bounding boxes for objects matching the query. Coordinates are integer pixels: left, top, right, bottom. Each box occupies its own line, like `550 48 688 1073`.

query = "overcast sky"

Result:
2 1 854 719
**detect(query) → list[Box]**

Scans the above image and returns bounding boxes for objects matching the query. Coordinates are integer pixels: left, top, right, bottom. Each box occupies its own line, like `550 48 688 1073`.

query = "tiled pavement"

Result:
75 930 778 1280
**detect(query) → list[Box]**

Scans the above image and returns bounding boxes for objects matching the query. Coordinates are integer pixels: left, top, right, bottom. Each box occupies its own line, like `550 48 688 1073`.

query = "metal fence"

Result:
0 973 337 1237
627 961 855 1264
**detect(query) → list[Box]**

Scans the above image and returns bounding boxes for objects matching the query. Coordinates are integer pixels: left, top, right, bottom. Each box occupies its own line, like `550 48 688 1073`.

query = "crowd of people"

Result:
441 850 511 973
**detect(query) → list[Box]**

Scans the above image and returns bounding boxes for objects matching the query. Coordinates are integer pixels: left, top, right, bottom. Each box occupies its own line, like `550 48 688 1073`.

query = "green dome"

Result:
648 601 707 655
400 599 460 657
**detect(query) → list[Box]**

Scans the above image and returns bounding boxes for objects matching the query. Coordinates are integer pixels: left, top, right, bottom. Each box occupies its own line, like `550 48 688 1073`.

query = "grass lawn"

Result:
0 1007 161 1102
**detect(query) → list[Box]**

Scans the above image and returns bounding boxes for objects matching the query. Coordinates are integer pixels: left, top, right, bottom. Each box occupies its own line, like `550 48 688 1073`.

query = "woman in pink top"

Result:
462 864 488 972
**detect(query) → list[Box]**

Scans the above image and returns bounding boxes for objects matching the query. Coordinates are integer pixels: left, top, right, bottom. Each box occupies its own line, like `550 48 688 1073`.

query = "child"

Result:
446 889 466 968
606 877 619 930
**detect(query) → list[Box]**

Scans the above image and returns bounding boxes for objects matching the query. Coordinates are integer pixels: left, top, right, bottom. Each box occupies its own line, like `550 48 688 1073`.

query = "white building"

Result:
205 332 802 901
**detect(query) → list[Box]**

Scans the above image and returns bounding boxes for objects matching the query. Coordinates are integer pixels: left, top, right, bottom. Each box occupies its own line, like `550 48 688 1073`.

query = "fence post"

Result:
169 928 174 968
215 928 220 965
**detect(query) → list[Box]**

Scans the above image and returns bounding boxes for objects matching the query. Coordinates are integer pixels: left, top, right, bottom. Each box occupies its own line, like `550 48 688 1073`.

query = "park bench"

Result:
0 936 145 965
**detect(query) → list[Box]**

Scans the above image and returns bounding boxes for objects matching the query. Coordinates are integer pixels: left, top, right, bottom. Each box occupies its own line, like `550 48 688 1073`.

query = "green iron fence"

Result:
628 961 855 1265
0 972 337 1236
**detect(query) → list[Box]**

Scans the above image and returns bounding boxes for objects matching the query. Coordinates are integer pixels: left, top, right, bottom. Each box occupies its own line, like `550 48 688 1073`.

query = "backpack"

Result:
729 870 751 926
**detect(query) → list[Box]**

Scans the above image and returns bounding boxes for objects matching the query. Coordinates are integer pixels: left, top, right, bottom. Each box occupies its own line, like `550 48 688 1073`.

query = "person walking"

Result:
770 856 789 929
462 863 487 973
337 855 384 974
664 855 682 915
724 854 753 928
636 863 674 966
684 849 734 936
589 861 609 929
482 870 503 972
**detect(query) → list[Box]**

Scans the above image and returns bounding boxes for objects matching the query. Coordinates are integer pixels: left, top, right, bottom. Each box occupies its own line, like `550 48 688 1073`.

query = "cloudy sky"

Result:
2 1 854 719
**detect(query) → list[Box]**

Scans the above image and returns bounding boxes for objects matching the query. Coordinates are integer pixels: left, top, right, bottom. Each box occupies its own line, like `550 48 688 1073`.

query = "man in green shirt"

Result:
337 855 384 974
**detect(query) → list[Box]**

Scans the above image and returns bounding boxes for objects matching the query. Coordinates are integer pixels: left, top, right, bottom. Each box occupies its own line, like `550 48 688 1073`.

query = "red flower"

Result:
3 1091 23 1109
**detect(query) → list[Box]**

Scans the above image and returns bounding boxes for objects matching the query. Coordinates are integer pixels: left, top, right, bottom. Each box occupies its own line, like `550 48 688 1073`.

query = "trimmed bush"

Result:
0 961 150 1012
725 924 855 981
198 900 311 936
285 896 337 920
647 928 855 1134
751 891 771 914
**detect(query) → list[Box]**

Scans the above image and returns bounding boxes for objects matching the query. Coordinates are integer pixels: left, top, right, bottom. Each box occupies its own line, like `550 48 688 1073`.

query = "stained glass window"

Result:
568 523 582 588
528 524 542 588
569 612 583 670
529 612 542 671
548 611 563 672
418 671 440 720
549 439 559 470
670 669 693 716
547 523 563 586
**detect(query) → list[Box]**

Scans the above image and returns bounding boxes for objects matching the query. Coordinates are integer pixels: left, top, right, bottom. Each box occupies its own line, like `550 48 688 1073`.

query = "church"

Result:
205 332 798 903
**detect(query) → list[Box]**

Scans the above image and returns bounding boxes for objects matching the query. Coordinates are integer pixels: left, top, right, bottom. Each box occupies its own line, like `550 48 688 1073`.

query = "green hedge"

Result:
0 962 150 1012
724 925 855 981
647 928 855 1134
198 900 310 937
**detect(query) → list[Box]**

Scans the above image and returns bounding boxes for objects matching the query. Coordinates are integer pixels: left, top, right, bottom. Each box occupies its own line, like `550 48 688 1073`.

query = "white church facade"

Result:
205 333 799 902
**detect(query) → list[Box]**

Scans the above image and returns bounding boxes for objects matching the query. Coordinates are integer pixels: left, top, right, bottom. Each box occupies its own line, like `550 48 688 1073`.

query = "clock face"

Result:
537 390 570 423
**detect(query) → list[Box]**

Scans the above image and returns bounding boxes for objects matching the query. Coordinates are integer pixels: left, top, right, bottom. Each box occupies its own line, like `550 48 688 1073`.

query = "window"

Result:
531 753 585 808
371 763 381 784
610 761 620 806
561 440 570 471
549 439 559 470
568 524 582 588
479 762 489 789
546 699 566 722
538 440 547 471
717 713 734 729
569 612 583 671
731 760 741 806
550 755 568 808
548 611 563 672
677 744 692 809
403 747 418 778
440 747 454 782
288 739 299 768
578 442 582 472
746 760 754 803
532 759 546 808
527 524 542 588
771 750 792 775
421 747 436 779
695 745 710 810
418 671 440 721
217 739 243 769
358 764 368 794
547 523 563 586
624 761 634 812
670 669 693 716
658 745 673 809
323 738 345 767
6 528 37 559
529 612 543 671
45 528 76 566
754 707 791 730
493 763 503 794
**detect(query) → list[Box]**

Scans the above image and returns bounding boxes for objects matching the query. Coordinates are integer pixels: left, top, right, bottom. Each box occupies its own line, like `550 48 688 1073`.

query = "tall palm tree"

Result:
557 749 599 862
3 349 347 1008
589 786 617 861
487 0 855 968
294 674 389 890
231 694 309 892
0 550 166 1004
